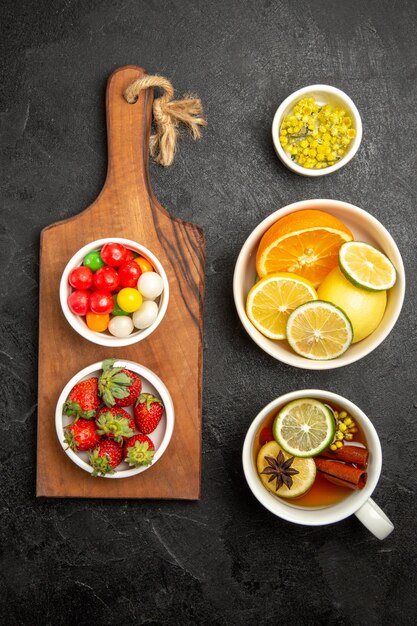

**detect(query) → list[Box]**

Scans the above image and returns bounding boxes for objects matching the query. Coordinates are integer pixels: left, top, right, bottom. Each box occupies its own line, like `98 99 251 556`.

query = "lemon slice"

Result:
339 241 397 291
246 273 317 340
273 399 336 458
286 300 353 360
256 440 316 498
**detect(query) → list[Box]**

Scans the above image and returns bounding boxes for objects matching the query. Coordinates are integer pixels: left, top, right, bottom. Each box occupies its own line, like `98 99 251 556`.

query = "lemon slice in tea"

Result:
273 398 336 458
246 272 317 340
286 300 353 360
339 241 397 291
257 440 316 498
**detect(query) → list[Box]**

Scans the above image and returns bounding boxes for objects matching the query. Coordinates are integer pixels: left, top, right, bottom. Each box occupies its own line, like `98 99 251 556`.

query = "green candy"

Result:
83 250 105 272
111 295 129 316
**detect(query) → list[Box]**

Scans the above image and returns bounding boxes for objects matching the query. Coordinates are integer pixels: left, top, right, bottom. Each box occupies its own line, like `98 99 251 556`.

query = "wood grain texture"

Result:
36 66 205 499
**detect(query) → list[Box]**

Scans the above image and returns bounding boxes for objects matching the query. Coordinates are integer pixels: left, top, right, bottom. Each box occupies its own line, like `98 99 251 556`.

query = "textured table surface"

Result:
1 0 416 624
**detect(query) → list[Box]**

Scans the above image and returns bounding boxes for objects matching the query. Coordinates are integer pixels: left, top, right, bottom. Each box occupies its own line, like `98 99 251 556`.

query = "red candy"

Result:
67 244 147 335
93 266 119 292
89 291 114 315
68 289 90 316
118 260 142 288
68 266 93 290
100 243 127 267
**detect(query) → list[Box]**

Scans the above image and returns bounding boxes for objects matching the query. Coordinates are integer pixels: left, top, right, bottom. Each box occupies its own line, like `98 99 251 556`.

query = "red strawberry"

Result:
64 377 101 420
124 434 155 467
64 419 101 451
88 439 122 476
98 359 142 407
134 393 164 434
95 407 135 442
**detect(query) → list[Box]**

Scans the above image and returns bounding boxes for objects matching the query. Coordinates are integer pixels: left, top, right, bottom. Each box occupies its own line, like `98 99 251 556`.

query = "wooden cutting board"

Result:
37 65 205 499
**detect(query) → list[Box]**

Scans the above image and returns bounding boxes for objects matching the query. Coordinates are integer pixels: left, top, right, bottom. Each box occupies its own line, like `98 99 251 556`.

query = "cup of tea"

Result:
242 389 393 540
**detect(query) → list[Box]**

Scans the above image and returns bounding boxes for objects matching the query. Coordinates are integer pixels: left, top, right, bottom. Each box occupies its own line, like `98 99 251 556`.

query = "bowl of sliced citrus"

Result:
233 199 405 369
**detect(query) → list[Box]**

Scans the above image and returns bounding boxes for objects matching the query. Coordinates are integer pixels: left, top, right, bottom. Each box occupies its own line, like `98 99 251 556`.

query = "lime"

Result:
286 299 353 359
339 241 396 291
273 398 336 457
256 440 316 498
317 267 386 343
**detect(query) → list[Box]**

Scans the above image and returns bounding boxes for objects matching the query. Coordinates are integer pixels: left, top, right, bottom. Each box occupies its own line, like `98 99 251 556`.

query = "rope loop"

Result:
124 75 207 166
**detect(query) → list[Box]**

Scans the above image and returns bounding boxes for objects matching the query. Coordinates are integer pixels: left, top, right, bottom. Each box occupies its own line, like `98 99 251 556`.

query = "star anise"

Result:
261 450 299 491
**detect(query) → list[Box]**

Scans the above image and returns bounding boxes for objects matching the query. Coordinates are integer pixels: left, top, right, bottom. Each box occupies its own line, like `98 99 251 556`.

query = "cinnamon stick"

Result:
318 445 368 468
315 458 367 490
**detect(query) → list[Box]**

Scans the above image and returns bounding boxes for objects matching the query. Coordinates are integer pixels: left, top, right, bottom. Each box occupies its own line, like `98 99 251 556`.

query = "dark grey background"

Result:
1 0 416 624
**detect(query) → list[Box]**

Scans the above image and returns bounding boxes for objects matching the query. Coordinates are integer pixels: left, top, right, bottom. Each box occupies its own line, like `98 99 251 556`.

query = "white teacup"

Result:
242 389 393 540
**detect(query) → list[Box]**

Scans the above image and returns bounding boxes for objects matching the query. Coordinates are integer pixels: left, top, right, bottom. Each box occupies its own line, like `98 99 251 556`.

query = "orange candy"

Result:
134 256 154 273
86 312 109 332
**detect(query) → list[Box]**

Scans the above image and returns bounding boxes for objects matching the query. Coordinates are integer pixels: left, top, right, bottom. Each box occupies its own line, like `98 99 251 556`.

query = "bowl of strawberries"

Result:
60 238 169 347
56 359 174 478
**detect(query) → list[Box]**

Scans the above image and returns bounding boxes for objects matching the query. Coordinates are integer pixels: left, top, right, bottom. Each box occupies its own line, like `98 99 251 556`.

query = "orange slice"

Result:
256 210 353 287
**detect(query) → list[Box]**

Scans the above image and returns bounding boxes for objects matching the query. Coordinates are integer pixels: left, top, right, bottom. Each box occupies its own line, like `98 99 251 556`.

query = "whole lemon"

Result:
317 267 386 343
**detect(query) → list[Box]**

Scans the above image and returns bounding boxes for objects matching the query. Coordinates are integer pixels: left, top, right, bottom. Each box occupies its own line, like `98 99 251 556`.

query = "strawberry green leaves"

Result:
99 358 133 407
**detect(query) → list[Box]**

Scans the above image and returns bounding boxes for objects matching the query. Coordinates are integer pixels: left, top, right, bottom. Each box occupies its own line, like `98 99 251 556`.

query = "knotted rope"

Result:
124 75 207 167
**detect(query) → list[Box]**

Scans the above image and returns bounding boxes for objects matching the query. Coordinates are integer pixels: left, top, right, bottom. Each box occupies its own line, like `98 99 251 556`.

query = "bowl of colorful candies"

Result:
60 238 169 347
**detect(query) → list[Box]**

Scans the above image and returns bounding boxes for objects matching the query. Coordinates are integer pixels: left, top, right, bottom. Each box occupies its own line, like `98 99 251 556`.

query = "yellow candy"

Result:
117 288 143 313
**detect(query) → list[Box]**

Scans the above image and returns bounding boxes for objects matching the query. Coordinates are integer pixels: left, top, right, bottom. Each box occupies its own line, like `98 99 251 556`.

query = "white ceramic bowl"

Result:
272 84 362 177
242 389 394 539
60 237 169 347
56 359 174 479
233 199 405 370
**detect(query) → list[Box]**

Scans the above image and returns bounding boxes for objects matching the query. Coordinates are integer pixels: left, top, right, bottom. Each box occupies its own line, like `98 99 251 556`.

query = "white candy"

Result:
137 272 164 300
132 300 158 329
108 315 134 338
